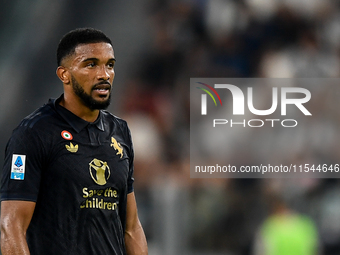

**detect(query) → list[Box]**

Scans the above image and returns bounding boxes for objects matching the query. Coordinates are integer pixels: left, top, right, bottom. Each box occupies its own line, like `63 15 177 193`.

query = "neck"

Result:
59 95 99 123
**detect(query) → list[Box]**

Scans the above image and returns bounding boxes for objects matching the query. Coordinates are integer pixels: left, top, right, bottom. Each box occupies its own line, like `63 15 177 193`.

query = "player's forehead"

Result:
73 42 115 61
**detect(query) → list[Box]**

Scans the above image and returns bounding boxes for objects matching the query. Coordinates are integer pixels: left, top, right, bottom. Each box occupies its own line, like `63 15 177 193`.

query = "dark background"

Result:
1 1 340 254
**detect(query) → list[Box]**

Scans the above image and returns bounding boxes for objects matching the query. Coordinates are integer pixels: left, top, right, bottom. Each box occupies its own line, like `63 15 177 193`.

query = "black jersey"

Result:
1 95 134 255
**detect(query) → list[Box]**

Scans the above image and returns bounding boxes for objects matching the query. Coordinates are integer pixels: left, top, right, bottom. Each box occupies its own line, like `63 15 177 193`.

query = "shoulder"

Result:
6 104 60 153
10 103 60 143
101 110 133 144
18 103 59 130
101 110 129 130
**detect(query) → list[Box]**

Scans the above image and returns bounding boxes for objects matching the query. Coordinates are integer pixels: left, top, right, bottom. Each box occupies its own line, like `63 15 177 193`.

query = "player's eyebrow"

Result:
108 58 116 63
82 57 116 63
82 57 98 62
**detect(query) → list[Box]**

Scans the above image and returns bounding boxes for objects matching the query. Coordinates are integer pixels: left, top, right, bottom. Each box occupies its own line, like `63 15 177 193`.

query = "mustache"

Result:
92 81 112 90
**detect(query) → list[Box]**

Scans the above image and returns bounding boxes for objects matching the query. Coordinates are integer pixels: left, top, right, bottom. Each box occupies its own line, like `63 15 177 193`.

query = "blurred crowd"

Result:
118 0 340 254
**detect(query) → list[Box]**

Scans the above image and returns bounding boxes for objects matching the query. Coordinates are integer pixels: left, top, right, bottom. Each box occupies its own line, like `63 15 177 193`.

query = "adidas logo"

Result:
66 142 78 153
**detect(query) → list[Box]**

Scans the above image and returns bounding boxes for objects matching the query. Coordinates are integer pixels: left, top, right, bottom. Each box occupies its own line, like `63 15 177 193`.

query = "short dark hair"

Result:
57 28 113 66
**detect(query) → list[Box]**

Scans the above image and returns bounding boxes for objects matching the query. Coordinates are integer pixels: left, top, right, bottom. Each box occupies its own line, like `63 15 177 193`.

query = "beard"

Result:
71 75 111 110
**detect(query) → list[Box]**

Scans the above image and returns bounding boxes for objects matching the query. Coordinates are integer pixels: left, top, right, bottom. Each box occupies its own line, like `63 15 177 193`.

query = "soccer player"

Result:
0 28 148 255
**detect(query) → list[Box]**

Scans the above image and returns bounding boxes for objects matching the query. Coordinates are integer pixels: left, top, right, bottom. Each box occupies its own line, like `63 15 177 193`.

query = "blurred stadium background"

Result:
1 0 340 254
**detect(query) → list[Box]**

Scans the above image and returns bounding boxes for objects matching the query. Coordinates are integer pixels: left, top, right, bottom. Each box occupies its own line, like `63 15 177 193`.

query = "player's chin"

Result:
92 97 111 110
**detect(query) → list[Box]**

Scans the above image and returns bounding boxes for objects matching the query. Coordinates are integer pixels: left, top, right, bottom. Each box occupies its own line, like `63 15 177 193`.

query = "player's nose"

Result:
97 65 112 80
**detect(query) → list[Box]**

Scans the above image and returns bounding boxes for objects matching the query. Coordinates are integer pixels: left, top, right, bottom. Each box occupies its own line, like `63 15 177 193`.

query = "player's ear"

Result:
56 66 70 84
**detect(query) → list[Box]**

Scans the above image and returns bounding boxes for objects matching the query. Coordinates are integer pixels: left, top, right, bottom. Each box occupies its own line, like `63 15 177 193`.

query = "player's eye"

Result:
108 62 114 68
87 62 95 67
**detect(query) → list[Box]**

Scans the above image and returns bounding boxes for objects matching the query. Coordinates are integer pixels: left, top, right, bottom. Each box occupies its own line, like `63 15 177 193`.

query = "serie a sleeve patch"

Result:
10 154 26 180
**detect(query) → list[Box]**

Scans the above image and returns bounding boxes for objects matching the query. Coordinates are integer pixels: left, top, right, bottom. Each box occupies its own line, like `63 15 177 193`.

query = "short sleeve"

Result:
1 125 46 202
126 125 134 194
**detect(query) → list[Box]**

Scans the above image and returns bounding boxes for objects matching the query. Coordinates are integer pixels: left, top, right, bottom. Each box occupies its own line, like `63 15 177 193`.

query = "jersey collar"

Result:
49 95 105 133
